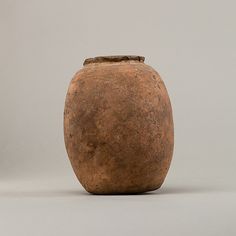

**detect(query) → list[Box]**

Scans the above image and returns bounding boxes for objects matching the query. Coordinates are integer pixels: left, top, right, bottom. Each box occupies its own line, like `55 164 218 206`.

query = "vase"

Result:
64 55 174 194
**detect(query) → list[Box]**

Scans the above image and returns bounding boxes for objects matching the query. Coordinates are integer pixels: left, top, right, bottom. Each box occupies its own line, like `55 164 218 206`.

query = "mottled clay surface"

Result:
64 56 174 194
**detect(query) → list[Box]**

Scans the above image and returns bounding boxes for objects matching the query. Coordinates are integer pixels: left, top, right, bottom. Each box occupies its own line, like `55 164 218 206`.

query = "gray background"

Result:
0 0 235 235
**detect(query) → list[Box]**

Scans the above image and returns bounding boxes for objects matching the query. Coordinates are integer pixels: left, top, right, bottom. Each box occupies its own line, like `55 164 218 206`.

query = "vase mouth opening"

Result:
83 55 145 66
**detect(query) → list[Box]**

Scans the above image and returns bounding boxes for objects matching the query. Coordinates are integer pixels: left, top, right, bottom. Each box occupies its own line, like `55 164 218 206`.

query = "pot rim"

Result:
83 55 145 66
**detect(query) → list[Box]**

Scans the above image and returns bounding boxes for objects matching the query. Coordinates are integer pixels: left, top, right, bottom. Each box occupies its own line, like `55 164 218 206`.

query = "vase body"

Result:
64 55 174 194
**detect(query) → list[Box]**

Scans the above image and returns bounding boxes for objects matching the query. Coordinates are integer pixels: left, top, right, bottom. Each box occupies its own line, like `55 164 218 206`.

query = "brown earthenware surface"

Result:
64 56 174 194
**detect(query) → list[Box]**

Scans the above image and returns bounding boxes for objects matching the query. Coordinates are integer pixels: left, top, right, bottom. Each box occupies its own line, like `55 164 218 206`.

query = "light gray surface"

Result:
0 0 236 235
1 177 236 236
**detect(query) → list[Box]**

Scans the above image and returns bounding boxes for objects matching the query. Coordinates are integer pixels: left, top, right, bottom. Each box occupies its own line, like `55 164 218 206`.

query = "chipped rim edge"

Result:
83 55 145 66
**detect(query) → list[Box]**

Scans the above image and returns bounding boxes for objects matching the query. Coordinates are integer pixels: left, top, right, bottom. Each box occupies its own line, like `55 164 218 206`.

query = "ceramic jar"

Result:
64 55 174 194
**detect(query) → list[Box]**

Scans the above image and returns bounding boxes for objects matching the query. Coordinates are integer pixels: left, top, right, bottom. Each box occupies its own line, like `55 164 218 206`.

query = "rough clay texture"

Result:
64 58 174 194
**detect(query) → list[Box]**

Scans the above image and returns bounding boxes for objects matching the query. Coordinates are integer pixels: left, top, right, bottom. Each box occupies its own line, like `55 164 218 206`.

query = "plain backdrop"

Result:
0 0 236 235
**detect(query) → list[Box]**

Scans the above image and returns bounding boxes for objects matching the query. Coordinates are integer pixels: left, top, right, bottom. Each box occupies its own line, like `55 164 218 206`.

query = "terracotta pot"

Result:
64 55 174 194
